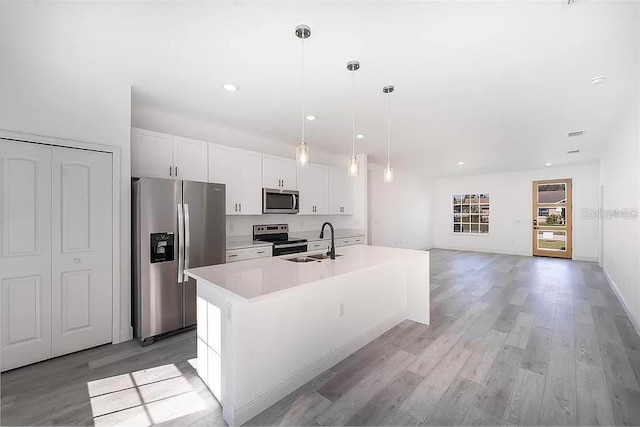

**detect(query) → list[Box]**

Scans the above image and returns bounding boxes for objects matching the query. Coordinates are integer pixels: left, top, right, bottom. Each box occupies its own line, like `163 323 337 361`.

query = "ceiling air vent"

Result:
567 149 581 154
568 131 584 137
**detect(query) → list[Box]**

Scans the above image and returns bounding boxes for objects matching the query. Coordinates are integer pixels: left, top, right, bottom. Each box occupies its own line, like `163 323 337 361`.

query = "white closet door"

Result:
0 141 52 371
51 147 112 357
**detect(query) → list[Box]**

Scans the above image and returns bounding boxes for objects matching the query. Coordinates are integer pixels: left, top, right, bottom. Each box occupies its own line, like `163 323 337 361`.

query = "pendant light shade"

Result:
383 85 394 183
295 24 311 168
347 60 360 177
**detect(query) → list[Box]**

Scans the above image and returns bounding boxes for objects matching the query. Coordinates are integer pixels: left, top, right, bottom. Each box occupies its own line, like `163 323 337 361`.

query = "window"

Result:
453 194 489 234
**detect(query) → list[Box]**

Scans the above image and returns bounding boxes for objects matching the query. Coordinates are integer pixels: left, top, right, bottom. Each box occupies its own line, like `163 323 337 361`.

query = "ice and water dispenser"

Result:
150 232 175 263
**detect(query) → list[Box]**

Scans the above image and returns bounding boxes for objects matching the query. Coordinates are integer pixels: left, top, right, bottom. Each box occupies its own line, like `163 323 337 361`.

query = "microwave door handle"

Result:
292 193 297 210
184 204 190 272
177 204 184 283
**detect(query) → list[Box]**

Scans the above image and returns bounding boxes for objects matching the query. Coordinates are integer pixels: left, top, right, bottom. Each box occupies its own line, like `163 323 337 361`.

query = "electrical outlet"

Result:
339 302 345 318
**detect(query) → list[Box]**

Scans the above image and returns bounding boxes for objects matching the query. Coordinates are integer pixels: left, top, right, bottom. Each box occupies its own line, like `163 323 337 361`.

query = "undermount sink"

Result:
284 256 318 263
308 253 343 260
284 253 343 263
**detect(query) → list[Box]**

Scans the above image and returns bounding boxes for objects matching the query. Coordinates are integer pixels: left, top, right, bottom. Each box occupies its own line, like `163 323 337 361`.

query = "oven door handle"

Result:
274 242 307 249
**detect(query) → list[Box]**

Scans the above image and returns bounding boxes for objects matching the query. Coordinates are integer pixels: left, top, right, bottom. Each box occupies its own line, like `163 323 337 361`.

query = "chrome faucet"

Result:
319 222 336 259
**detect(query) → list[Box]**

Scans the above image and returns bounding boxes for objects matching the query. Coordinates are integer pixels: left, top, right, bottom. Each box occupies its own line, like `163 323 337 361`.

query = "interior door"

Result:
0 140 53 371
51 146 113 356
532 178 572 259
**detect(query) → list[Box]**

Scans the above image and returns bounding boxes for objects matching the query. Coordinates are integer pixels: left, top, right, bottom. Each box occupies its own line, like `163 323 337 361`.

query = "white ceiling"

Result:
8 1 640 177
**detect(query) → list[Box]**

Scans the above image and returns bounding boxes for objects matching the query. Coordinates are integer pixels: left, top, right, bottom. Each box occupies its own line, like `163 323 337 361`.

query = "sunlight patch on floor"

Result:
87 364 207 426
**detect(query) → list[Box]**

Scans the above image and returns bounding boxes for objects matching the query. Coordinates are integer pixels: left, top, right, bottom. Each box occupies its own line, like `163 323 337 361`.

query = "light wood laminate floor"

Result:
2 249 640 426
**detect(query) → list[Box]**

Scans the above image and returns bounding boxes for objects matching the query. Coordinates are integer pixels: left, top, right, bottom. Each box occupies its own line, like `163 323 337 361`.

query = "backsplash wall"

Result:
226 214 362 237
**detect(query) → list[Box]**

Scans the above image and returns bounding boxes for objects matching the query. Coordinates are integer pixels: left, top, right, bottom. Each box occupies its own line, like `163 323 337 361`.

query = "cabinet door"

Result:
209 145 262 215
328 167 353 214
236 150 263 215
51 147 113 357
208 145 239 215
262 155 297 190
173 136 208 182
0 140 52 372
298 164 328 214
131 128 174 179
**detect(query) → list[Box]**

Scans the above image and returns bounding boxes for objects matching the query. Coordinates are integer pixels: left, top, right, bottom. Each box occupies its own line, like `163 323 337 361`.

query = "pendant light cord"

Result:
386 90 391 165
351 68 356 156
301 34 306 144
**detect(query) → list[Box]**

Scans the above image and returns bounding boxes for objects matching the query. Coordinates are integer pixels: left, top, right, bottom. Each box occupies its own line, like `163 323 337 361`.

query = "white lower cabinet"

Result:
336 236 365 247
226 246 272 263
0 140 113 371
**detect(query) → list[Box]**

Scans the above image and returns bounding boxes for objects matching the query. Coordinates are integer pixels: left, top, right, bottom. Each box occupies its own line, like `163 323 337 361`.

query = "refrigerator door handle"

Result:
184 203 191 271
177 203 185 283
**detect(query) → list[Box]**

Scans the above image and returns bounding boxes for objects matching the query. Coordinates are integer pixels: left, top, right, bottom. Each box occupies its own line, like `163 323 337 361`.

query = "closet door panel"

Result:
51 147 113 357
0 140 52 372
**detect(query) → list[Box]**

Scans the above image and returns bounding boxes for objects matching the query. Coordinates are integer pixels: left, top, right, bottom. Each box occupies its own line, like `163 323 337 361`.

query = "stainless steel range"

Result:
253 224 308 256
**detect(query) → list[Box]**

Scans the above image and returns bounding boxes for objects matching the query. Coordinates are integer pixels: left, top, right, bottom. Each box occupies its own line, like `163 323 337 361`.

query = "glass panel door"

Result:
532 179 572 258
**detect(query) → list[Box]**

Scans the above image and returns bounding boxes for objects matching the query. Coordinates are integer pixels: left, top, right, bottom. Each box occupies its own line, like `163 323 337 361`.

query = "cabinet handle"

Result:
229 254 238 258
234 203 237 212
169 166 173 176
175 166 178 176
239 203 242 212
257 251 265 254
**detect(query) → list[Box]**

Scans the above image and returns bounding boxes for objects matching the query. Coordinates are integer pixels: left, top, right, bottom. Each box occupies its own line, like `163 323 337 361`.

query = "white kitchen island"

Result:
184 244 430 425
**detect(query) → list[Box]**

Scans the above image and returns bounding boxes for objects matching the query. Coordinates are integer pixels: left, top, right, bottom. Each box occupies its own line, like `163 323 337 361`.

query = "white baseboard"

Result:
573 255 599 262
432 245 531 257
117 326 134 343
231 313 405 426
603 269 640 337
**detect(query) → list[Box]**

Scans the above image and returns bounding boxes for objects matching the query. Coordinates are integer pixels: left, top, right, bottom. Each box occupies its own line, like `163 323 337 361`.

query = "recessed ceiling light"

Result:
305 115 317 121
545 162 553 166
355 134 366 139
457 161 465 165
590 76 606 85
223 84 239 92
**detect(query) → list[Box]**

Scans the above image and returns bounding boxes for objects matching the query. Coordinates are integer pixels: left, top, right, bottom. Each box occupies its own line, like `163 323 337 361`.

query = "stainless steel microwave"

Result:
263 188 299 214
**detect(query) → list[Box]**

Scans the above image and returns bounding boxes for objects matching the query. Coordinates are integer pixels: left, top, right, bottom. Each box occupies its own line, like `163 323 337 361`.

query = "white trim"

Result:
0 129 125 344
573 255 599 263
603 269 640 338
120 326 134 342
228 313 404 426
433 246 531 257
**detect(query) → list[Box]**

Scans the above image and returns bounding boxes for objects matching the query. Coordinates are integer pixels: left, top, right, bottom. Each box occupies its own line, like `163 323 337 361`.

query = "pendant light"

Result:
383 85 394 183
295 24 311 168
347 60 360 177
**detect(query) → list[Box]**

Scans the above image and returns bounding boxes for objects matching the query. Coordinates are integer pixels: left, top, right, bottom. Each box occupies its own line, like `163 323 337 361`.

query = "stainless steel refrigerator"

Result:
132 178 225 344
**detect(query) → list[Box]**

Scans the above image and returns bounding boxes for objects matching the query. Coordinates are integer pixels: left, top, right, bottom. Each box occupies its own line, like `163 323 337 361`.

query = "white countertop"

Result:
226 229 365 250
185 244 427 302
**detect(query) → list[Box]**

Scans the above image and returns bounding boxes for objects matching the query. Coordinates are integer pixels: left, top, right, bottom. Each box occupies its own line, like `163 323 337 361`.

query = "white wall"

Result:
133 106 368 238
599 96 640 330
0 4 133 341
368 163 432 250
432 164 600 261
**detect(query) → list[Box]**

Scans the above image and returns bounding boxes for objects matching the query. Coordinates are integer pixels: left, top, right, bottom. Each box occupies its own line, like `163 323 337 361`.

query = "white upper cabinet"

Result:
173 136 208 182
209 144 262 215
131 128 207 182
297 164 329 215
131 129 174 179
328 166 353 214
262 155 297 191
